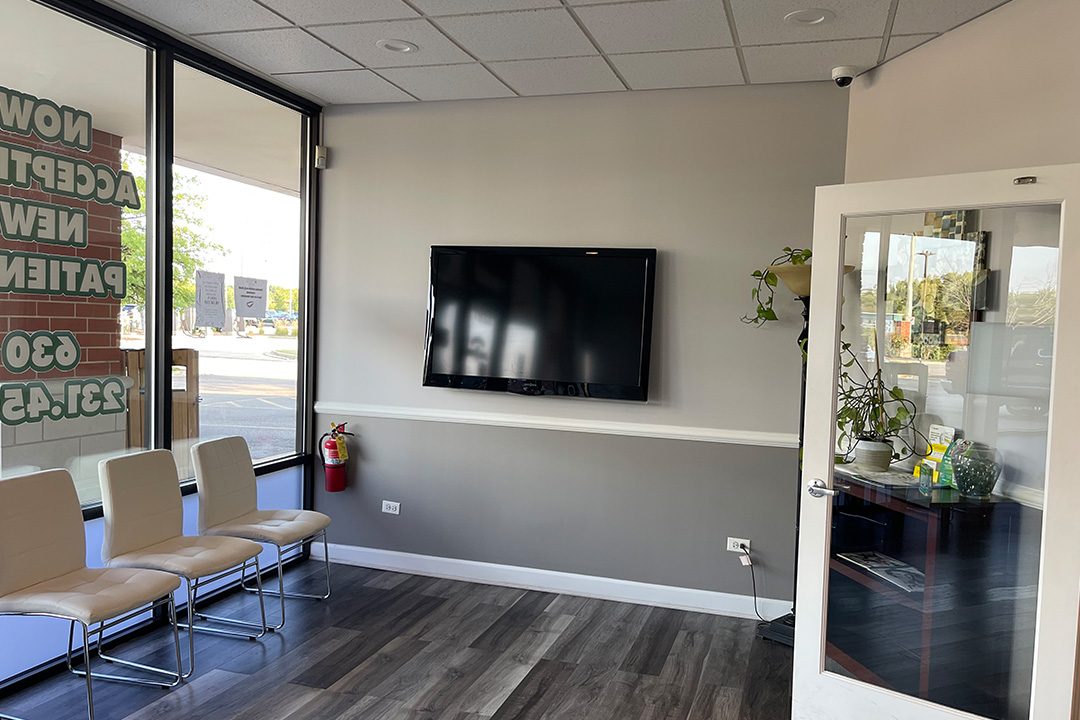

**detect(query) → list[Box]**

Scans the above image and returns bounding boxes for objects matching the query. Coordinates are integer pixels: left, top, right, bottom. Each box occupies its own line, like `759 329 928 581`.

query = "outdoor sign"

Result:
233 276 267 319
0 85 135 426
195 269 225 328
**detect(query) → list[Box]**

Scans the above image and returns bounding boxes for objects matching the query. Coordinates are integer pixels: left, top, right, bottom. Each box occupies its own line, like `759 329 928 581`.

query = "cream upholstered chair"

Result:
98 450 267 678
191 436 330 630
0 469 182 720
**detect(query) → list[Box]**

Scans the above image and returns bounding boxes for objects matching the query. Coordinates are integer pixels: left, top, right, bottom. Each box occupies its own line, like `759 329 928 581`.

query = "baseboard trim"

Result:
313 543 791 620
312 402 800 449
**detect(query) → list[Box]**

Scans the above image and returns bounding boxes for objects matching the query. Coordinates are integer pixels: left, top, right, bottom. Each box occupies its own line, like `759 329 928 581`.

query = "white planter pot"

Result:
855 440 893 473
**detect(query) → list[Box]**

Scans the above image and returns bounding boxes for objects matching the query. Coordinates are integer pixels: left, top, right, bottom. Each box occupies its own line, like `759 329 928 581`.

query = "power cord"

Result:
740 544 769 624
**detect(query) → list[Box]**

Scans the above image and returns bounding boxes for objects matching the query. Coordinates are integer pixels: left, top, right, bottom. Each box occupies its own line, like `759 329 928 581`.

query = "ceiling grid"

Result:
97 0 1014 105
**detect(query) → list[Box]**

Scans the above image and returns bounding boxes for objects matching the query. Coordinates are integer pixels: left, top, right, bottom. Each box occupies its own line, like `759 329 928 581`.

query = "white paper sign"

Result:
233 276 268 319
195 270 226 327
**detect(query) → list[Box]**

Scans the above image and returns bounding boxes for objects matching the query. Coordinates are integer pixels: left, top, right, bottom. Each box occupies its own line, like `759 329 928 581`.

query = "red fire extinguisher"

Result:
319 422 352 493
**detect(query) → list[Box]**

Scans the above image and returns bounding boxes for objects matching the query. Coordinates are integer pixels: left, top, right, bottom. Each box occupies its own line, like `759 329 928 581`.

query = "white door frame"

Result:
794 163 1080 720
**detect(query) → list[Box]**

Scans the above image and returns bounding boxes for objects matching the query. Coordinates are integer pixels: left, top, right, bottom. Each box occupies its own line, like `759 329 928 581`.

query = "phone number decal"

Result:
2 330 80 373
0 377 127 425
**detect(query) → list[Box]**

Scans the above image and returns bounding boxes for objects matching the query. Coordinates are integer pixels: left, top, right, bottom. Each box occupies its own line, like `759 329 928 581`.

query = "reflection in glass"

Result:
429 253 647 386
169 63 303 477
826 205 1058 720
0 0 149 506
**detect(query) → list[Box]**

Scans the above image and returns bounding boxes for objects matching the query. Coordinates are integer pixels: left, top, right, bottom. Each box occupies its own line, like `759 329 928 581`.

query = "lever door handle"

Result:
807 478 837 498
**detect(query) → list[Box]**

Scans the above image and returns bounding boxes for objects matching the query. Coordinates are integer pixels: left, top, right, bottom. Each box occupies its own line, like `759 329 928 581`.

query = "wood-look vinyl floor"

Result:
0 562 793 720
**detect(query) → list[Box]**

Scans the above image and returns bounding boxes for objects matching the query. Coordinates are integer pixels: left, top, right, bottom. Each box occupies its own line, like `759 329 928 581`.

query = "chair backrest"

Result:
99 450 184 561
0 469 86 598
190 436 258 533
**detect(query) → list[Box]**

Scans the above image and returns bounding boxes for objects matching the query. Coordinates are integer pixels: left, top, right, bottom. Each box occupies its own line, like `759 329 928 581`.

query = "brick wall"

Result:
0 126 125 382
1 125 130 503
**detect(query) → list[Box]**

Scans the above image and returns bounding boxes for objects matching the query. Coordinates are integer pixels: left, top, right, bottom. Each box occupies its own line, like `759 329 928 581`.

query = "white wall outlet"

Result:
381 500 400 515
727 537 750 553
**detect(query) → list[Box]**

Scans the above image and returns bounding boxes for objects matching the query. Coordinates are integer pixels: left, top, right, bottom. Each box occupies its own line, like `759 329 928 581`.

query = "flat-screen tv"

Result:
423 246 657 401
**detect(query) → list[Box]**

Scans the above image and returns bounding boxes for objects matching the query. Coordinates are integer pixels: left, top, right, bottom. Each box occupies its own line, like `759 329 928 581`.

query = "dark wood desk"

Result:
825 470 1040 720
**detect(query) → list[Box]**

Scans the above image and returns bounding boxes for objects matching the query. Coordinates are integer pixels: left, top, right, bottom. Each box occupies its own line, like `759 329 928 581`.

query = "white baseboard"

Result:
313 542 790 621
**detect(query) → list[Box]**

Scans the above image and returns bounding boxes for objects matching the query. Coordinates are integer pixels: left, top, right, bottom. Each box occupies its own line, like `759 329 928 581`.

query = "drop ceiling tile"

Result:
730 0 891 46
574 0 733 54
379 64 516 101
490 56 624 96
112 0 289 34
412 0 560 15
435 8 596 61
742 38 880 84
310 20 474 68
273 70 416 104
199 28 360 74
610 48 743 90
884 33 936 61
893 0 1010 35
259 0 419 26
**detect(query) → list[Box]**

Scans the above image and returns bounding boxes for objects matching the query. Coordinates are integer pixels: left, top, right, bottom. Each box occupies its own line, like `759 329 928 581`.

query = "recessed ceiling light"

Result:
376 39 418 53
783 8 835 26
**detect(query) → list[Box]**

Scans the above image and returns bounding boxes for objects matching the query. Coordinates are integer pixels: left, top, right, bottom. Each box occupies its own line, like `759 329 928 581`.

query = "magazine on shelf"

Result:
868 565 925 593
835 464 920 488
837 551 907 570
837 551 925 593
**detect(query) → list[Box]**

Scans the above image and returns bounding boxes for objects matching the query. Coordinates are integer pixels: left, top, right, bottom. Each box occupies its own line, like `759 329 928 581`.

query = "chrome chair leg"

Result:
0 623 94 720
82 623 94 720
65 594 183 690
239 530 332 629
176 558 269 677
63 621 97 720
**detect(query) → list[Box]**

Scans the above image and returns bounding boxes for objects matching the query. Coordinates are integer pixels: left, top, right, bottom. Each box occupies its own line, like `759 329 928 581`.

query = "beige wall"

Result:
315 83 847 598
319 83 848 436
846 0 1080 183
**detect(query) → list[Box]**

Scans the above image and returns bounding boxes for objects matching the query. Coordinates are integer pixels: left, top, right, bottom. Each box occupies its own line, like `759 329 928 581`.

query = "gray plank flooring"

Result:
0 562 792 720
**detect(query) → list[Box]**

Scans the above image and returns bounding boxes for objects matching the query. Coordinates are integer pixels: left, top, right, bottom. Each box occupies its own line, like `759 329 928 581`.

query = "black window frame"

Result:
21 0 322 521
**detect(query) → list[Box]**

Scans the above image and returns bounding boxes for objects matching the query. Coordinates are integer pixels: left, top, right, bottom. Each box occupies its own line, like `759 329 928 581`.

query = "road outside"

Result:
170 332 298 461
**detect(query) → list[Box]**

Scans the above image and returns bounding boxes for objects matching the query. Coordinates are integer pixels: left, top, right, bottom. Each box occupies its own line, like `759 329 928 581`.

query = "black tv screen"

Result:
423 247 657 401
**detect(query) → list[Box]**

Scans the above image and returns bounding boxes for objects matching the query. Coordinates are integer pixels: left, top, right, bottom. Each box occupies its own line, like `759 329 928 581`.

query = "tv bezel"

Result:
422 246 657 402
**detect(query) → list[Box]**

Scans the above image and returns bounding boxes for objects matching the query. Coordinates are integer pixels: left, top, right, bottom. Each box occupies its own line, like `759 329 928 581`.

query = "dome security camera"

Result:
832 66 857 88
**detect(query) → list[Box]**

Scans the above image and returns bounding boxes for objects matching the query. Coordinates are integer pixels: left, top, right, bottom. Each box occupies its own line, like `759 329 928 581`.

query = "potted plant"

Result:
743 246 918 472
835 337 922 472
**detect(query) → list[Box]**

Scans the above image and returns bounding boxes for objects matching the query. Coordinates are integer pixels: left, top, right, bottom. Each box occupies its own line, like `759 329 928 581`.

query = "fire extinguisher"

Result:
319 422 353 493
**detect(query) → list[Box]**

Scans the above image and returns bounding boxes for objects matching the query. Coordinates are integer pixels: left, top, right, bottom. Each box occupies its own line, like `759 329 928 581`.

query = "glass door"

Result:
794 165 1080 720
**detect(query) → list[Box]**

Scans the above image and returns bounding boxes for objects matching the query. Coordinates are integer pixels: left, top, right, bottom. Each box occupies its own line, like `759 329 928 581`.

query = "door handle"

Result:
807 478 837 498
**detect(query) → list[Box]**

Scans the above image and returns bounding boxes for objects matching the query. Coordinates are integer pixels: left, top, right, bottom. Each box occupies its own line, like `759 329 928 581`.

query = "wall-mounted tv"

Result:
423 246 657 401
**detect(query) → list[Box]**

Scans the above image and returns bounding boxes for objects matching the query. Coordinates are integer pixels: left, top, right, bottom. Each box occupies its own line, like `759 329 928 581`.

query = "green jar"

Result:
950 441 1003 499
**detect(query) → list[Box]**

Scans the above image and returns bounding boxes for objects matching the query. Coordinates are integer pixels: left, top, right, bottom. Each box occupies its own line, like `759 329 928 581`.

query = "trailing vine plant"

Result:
742 246 927 467
742 247 812 326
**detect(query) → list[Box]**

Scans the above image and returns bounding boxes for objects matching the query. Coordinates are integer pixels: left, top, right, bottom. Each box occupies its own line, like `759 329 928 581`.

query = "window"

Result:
0 0 151 506
169 63 305 477
0 0 318 505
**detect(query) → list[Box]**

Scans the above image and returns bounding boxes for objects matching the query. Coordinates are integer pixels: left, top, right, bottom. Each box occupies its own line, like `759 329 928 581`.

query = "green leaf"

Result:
762 308 778 321
889 386 905 400
764 272 778 288
752 270 763 278
751 288 758 298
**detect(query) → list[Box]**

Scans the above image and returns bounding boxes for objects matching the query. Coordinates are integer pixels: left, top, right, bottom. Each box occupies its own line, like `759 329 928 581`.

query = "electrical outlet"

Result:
727 537 750 553
381 500 400 515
